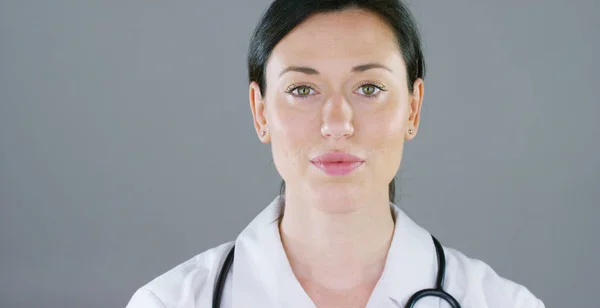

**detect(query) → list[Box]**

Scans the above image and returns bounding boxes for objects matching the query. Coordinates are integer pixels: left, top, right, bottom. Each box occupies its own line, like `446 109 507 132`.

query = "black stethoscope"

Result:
212 235 461 308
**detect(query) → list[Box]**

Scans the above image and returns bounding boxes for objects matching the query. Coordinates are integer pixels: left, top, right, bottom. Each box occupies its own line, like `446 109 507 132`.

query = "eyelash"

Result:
285 82 387 100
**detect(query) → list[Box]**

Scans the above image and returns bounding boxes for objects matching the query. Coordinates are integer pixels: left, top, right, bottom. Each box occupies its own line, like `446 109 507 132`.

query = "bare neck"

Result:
278 190 395 291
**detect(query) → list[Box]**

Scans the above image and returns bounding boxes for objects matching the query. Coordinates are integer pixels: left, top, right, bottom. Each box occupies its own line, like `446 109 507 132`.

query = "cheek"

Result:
266 100 319 178
360 101 408 171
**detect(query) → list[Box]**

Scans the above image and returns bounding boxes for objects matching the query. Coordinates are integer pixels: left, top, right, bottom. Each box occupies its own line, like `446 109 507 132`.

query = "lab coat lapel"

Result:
230 197 441 308
380 203 440 307
230 197 315 308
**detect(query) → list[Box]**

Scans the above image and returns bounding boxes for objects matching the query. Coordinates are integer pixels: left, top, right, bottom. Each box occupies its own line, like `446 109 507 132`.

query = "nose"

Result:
320 94 354 139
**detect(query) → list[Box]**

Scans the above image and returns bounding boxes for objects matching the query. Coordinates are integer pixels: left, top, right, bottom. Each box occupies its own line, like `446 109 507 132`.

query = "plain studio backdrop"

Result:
1 0 598 307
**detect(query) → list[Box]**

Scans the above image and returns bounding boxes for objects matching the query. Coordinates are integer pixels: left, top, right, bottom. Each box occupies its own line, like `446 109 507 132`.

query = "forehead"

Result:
268 8 404 71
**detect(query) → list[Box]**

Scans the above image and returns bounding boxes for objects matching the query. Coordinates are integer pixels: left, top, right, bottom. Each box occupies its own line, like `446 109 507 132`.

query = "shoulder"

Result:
125 241 234 308
443 246 545 308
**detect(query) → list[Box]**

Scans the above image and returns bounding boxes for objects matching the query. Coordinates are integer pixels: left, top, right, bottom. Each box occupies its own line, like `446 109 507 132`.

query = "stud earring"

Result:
408 128 414 134
261 129 267 137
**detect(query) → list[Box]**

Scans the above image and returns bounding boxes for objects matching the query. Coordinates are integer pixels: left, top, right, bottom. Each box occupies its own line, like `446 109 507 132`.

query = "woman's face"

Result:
250 8 423 210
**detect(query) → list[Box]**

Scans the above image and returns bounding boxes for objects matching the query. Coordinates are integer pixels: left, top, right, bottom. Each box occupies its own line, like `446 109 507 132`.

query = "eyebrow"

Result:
279 63 392 77
352 63 393 73
279 66 319 76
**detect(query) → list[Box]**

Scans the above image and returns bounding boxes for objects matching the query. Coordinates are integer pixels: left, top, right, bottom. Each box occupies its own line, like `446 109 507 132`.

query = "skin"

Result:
249 8 424 308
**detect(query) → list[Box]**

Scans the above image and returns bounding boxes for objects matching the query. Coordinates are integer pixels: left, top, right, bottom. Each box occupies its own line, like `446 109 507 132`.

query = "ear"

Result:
249 81 270 143
405 78 424 140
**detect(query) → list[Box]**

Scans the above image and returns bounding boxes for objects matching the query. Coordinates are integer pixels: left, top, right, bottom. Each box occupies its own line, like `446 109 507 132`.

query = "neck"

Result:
278 187 395 291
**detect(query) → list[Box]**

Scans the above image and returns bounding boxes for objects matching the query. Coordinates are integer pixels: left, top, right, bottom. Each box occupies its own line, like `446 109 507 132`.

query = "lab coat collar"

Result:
230 196 437 307
382 202 438 306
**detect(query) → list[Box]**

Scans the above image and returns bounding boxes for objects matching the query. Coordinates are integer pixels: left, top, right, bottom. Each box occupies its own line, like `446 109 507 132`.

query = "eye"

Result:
295 86 313 96
355 84 384 97
286 85 318 98
359 85 378 96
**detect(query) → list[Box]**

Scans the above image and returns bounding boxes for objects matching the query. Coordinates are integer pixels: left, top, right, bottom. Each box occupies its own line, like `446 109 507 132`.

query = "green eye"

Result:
361 85 376 95
286 85 317 99
296 86 311 96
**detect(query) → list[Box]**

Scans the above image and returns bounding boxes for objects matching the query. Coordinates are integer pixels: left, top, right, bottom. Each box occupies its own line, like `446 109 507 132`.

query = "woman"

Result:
127 0 545 307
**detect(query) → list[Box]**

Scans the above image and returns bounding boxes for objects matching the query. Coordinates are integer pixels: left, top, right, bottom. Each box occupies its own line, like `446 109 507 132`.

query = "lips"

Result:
310 152 365 176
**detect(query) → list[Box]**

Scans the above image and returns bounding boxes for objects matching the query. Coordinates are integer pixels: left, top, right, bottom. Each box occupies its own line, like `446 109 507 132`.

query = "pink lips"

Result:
310 152 365 176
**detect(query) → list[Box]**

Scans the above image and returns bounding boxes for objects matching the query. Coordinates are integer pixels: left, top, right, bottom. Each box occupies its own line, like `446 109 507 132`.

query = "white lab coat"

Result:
126 197 545 308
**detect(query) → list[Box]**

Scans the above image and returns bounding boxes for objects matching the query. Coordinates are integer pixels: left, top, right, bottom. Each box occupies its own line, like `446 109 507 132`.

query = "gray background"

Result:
1 0 598 307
